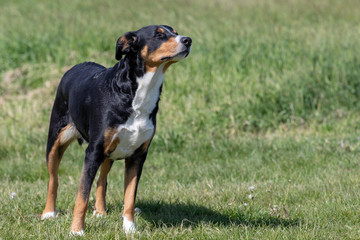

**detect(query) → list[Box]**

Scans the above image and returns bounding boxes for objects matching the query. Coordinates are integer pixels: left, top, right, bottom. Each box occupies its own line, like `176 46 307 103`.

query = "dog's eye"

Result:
155 33 165 38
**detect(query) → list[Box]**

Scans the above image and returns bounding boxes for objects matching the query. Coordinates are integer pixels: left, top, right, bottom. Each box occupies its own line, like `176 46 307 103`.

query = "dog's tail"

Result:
46 88 73 162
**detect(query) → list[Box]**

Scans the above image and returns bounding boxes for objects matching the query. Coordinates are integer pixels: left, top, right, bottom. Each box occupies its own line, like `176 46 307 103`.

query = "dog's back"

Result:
59 62 107 100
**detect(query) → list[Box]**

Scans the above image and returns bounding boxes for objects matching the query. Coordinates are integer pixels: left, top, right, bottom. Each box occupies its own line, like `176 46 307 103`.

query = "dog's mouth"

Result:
160 49 190 61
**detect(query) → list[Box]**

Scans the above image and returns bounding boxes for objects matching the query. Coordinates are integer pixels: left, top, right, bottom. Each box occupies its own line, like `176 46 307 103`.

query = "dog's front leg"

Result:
123 154 146 234
70 145 104 235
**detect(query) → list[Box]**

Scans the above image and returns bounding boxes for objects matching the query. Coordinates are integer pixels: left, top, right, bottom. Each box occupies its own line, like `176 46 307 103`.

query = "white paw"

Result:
123 216 136 234
70 230 84 236
41 210 58 220
93 210 105 218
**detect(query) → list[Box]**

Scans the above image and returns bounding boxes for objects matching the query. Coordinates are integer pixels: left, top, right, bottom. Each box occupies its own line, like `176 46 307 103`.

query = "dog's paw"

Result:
123 216 136 234
70 230 84 236
41 209 58 220
93 210 106 218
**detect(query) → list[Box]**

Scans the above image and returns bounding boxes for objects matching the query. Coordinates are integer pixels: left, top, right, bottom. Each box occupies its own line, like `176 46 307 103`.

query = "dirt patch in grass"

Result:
0 65 71 104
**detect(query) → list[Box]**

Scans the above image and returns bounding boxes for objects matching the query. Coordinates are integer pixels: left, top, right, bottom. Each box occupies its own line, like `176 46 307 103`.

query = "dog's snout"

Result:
181 37 192 48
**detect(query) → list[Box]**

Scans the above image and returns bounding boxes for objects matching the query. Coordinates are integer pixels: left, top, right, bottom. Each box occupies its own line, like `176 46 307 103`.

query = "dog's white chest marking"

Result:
109 65 165 159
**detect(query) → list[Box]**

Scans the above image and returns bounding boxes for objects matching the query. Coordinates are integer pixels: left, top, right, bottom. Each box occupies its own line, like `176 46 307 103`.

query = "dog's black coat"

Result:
42 25 191 233
47 25 191 157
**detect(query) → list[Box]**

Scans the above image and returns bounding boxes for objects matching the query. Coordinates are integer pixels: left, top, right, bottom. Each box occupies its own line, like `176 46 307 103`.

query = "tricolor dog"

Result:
41 25 192 235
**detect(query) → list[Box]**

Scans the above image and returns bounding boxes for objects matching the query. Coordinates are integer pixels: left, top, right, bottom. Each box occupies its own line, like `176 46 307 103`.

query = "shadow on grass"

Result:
132 200 300 228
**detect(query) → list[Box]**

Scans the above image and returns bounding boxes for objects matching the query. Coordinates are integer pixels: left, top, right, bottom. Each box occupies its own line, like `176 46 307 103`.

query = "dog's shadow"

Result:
127 200 299 228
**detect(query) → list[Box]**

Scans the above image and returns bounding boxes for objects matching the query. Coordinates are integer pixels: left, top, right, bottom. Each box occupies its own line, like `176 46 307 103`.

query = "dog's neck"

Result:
113 57 165 116
132 64 165 115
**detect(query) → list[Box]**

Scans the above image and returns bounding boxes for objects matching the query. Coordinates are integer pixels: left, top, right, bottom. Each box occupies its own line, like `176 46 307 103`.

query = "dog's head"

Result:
115 25 192 70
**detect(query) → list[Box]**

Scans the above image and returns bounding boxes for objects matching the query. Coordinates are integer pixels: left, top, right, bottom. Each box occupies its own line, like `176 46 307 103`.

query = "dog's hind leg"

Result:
70 144 104 234
93 158 114 217
42 96 79 219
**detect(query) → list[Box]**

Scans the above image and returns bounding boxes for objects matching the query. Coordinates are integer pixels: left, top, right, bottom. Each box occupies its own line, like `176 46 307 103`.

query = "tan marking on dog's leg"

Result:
70 167 89 232
94 158 113 216
123 160 139 223
103 128 119 156
42 124 76 218
106 138 119 155
70 193 88 232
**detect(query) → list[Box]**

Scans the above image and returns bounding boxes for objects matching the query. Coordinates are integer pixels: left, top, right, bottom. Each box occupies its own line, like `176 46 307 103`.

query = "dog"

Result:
41 25 192 235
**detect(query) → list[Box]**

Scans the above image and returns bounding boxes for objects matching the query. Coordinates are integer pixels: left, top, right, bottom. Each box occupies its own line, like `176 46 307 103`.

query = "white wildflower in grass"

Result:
10 192 17 200
248 186 255 191
244 203 248 206
248 194 253 200
134 207 141 215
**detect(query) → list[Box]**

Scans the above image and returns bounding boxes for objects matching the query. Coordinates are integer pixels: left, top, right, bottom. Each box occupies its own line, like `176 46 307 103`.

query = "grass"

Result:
1 0 360 239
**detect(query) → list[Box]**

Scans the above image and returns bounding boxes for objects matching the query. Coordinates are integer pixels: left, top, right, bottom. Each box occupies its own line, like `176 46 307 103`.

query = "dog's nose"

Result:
181 37 192 48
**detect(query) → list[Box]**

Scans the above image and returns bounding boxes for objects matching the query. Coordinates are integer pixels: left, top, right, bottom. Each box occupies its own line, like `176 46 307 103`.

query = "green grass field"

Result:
1 0 360 239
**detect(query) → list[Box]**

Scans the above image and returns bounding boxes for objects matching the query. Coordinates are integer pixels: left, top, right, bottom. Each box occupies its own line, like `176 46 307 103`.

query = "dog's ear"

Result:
115 31 138 60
